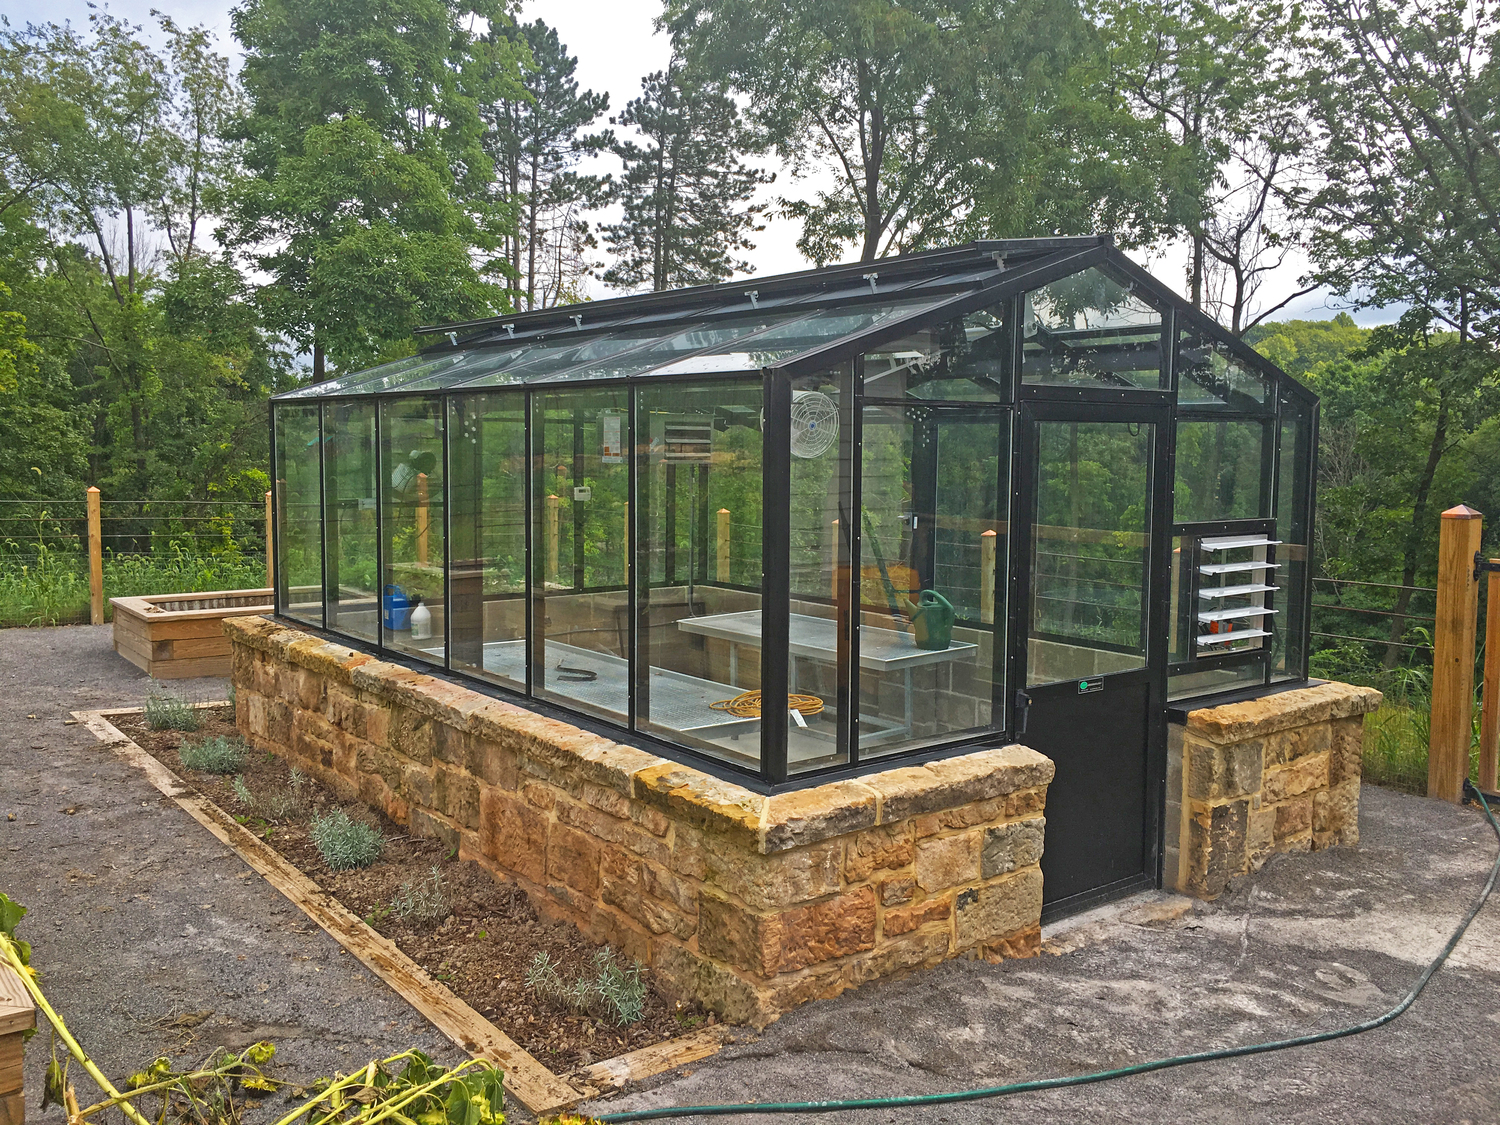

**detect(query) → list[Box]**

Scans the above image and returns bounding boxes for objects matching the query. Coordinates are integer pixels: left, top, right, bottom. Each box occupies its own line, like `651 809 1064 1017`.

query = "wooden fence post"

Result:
717 508 731 583
1481 563 1500 794
265 490 274 592
415 472 429 566
546 495 560 586
86 486 103 626
980 529 997 624
1430 504 1483 803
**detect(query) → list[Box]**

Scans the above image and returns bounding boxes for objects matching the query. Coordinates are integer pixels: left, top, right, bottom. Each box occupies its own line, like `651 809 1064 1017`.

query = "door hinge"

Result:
1015 689 1032 737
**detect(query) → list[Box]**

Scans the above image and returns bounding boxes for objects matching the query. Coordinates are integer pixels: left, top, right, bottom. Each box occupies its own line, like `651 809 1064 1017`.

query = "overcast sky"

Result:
7 0 1396 326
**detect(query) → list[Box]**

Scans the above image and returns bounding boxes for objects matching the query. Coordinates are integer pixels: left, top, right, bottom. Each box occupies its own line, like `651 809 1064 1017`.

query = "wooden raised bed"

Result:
0 961 34 1125
111 589 273 679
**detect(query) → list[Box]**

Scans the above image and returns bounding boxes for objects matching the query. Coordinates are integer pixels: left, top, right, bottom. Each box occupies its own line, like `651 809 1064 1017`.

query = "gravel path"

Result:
0 626 479 1124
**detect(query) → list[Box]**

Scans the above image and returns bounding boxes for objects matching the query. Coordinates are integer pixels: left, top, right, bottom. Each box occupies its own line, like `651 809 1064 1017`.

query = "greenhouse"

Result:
270 237 1317 912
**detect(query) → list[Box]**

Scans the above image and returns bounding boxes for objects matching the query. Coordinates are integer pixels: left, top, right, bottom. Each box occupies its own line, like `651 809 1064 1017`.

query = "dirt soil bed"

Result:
110 706 712 1076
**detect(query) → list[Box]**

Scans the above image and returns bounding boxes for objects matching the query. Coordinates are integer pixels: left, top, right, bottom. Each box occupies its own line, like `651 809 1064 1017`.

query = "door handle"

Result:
1015 689 1031 737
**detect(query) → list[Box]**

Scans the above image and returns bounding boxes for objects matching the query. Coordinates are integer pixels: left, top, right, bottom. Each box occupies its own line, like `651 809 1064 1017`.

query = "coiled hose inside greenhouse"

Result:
595 782 1500 1123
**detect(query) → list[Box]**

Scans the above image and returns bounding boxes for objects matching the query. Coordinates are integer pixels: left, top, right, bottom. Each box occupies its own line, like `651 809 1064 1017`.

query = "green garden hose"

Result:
597 783 1500 1123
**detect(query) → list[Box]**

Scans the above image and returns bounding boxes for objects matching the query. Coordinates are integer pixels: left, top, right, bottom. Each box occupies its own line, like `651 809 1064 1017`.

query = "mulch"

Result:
110 706 712 1076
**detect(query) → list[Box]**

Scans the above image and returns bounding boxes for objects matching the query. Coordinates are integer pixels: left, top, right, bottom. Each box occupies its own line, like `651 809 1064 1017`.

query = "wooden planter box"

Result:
0 961 33 1125
112 589 274 679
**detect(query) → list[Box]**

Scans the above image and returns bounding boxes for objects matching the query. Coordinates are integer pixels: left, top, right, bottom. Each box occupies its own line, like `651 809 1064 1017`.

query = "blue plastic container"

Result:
382 585 412 631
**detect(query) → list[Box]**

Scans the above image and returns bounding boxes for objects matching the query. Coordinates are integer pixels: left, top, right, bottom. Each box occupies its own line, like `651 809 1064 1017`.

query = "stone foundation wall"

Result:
226 616 1053 1027
1165 682 1382 898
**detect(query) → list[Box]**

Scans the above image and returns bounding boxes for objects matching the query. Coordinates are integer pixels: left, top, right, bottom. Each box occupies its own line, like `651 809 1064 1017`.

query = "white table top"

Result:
676 610 977 671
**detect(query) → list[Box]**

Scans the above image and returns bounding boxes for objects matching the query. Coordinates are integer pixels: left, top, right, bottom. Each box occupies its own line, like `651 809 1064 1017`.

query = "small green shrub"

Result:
391 867 449 924
311 809 383 871
179 735 248 774
526 947 646 1026
145 691 200 732
231 775 254 806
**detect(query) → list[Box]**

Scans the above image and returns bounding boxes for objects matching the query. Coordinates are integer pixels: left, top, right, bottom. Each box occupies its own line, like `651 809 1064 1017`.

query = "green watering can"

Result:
908 589 956 651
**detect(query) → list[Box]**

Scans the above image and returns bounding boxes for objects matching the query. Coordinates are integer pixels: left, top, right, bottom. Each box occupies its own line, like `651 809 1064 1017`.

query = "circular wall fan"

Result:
789 391 839 458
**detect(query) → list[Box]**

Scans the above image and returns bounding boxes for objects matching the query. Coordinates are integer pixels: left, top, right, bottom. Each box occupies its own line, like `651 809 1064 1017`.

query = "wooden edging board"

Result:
74 707 737 1116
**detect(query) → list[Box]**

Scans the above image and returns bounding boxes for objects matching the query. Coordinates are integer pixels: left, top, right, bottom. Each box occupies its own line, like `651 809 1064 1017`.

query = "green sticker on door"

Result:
1077 678 1104 694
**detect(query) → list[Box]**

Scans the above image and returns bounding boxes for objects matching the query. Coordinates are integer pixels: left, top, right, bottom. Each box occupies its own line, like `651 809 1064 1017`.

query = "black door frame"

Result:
1008 396 1175 919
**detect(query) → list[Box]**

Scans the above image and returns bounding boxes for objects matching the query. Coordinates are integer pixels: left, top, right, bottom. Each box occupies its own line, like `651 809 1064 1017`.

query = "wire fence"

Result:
0 494 271 628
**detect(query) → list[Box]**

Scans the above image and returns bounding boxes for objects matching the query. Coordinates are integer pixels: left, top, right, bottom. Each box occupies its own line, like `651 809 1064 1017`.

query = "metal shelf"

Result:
1198 583 1277 599
1196 628 1272 647
1198 604 1278 624
1198 560 1280 576
1199 535 1281 551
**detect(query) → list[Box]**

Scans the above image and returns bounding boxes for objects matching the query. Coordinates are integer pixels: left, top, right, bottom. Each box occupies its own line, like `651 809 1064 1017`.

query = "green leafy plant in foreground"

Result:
0 895 508 1125
311 808 384 871
392 867 450 924
178 735 248 774
144 691 201 732
526 948 646 1026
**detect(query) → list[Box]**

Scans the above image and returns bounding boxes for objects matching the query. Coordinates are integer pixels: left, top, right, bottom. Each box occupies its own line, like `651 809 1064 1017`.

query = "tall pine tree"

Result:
484 21 610 310
601 63 768 291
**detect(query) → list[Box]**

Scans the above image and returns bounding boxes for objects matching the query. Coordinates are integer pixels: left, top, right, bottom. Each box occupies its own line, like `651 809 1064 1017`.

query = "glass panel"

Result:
858 404 1007 758
1023 268 1165 389
1177 328 1272 409
394 345 542 392
1028 420 1153 685
636 300 944 379
277 353 434 399
537 312 817 383
860 301 1012 402
785 367 852 773
448 393 527 689
636 379 765 766
324 401 378 644
457 328 707 389
1273 395 1314 681
1170 662 1266 699
531 387 630 719
274 404 324 625
1174 419 1271 522
379 397 445 663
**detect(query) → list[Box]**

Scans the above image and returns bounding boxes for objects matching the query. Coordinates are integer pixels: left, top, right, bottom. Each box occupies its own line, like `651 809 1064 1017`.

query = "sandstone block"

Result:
915 831 980 891
981 818 1045 878
980 922 1041 962
409 807 459 852
650 939 775 1028
1263 721 1331 766
1273 796 1312 839
547 824 601 897
600 851 696 939
387 707 435 764
700 887 877 975
763 780 880 852
953 866 1043 951
880 876 916 906
1263 752 1329 802
697 838 843 911
1246 805 1276 870
1328 716 1366 785
911 796 1006 838
433 764 481 830
846 926 953 985
1185 737 1264 801
633 762 764 847
863 745 1054 823
479 788 547 883
883 895 952 936
556 799 670 868
846 823 915 882
1186 798 1248 897
1316 777 1361 837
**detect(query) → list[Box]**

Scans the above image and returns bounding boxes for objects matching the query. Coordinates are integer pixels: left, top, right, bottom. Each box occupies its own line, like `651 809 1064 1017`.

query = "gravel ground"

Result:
5 624 1499 1125
0 626 479 1123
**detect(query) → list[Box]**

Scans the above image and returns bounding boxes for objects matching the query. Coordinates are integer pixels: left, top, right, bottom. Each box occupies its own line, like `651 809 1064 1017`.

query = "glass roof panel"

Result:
451 325 713 389
638 299 947 378
385 344 545 392
528 310 821 383
276 353 436 399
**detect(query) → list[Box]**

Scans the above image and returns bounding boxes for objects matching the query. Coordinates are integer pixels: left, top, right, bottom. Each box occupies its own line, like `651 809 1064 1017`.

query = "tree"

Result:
1103 0 1315 332
485 21 610 310
1302 0 1500 341
226 0 526 378
600 63 770 292
663 0 1184 265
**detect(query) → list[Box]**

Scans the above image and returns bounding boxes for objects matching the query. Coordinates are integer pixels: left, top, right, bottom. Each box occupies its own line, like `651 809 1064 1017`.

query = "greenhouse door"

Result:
1013 403 1169 918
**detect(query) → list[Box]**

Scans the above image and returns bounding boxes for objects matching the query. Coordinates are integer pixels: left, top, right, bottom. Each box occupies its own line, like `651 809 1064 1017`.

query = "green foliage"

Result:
144 691 201 732
0 893 31 970
179 735 249 774
601 63 769 291
311 808 384 871
526 948 646 1026
391 867 450 924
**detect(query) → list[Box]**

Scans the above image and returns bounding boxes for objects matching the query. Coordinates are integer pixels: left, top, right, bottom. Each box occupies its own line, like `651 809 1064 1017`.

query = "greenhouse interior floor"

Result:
2 624 1498 1124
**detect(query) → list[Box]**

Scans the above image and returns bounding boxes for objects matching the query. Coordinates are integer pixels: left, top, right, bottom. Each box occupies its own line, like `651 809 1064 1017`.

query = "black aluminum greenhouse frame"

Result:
270 237 1318 912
